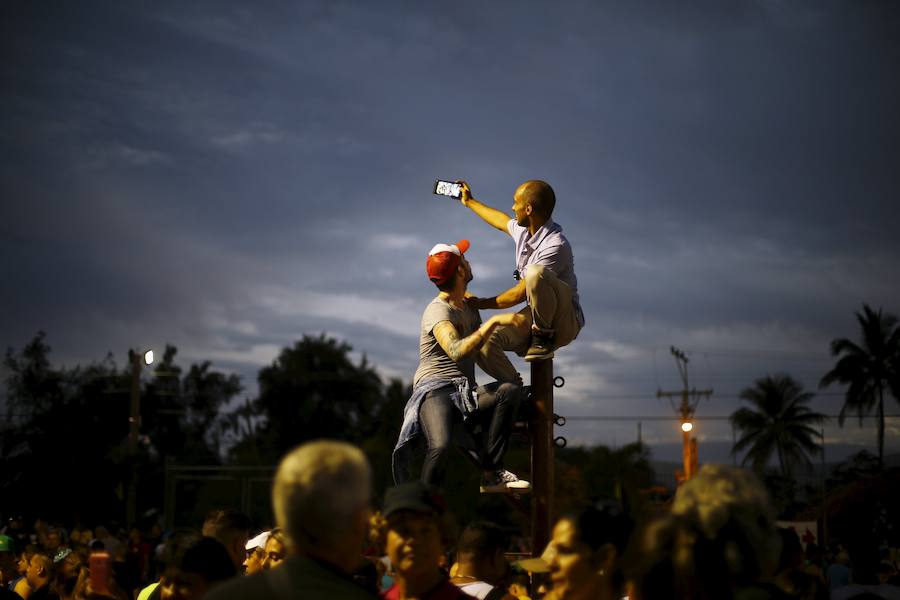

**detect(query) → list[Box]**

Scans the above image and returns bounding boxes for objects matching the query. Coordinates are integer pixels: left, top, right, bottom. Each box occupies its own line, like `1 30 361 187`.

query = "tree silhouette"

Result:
730 374 824 478
231 334 387 464
820 304 900 464
1 333 242 524
141 345 242 464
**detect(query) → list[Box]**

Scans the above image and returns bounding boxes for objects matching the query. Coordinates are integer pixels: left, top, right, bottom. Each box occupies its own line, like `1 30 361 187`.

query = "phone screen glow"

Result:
435 181 461 198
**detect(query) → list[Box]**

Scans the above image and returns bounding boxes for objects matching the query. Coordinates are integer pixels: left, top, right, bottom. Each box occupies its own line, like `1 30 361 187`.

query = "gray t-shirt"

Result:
413 296 481 388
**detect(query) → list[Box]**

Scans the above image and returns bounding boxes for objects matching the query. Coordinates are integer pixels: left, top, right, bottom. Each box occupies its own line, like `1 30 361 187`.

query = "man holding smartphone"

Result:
392 239 531 493
457 180 584 379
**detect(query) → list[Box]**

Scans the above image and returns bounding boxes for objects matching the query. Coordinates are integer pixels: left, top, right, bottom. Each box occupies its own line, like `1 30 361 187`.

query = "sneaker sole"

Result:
524 351 554 362
480 483 532 494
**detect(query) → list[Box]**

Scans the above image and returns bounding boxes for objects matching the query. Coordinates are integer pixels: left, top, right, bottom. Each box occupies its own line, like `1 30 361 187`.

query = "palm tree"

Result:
731 374 825 478
820 304 900 464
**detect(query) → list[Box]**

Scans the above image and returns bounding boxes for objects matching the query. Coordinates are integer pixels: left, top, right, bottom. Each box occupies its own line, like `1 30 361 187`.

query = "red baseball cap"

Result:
426 239 470 286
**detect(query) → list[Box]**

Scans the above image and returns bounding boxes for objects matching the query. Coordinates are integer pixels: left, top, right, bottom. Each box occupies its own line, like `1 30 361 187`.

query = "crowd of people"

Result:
1 441 898 600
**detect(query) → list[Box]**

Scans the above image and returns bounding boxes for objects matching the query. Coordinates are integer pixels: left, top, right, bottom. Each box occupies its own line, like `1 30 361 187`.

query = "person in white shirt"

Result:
457 180 584 376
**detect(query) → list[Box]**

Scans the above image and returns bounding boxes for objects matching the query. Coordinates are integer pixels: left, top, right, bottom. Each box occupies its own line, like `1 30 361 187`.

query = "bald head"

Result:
515 180 556 219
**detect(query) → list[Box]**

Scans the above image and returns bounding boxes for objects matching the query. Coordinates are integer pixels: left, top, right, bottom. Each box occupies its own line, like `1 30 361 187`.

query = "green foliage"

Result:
820 303 900 464
730 374 825 479
228 334 390 465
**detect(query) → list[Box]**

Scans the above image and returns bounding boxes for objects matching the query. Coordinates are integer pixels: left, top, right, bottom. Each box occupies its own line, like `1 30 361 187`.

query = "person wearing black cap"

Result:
392 240 531 493
381 482 471 600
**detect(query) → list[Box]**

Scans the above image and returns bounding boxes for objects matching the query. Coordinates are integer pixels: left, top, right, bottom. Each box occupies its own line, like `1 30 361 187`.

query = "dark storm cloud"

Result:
2 0 899 459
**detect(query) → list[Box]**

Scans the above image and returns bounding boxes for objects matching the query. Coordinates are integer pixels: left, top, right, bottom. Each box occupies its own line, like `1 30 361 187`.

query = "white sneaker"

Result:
480 469 532 493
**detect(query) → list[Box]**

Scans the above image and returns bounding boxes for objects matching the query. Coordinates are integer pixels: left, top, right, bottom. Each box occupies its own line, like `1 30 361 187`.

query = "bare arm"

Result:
433 313 526 362
458 181 512 234
468 280 528 311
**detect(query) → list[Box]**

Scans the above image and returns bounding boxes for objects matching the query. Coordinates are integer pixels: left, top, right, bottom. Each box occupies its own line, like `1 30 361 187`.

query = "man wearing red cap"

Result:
456 180 584 375
392 240 531 493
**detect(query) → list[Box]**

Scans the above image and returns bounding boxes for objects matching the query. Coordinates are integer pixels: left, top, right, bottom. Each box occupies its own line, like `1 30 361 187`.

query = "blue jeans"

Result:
419 381 522 486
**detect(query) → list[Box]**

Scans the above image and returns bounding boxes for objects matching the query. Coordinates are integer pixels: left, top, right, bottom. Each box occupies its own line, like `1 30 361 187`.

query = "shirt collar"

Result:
524 218 559 250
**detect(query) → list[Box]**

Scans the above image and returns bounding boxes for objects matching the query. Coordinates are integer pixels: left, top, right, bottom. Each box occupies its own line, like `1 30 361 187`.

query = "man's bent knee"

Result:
497 382 522 405
524 263 546 285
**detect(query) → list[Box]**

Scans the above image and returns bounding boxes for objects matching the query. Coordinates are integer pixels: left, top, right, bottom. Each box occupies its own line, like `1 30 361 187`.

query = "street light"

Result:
127 347 153 529
681 421 693 433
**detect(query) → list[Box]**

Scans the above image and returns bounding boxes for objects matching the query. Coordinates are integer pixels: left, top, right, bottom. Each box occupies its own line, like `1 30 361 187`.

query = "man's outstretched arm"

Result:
433 313 526 363
458 180 511 234
468 280 527 311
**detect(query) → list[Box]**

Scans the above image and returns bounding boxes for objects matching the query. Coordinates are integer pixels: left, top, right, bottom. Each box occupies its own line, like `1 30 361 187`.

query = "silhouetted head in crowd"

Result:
45 528 63 553
201 509 252 573
383 481 458 597
272 439 373 574
157 531 236 600
630 465 781 600
455 521 511 587
545 502 633 600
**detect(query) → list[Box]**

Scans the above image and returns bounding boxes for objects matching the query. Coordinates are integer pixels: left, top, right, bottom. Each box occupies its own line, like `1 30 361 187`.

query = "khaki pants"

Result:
478 264 582 383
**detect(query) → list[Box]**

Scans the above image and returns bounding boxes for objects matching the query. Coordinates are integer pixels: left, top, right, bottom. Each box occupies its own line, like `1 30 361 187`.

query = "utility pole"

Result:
530 359 554 558
126 348 153 529
657 346 712 482
127 349 141 529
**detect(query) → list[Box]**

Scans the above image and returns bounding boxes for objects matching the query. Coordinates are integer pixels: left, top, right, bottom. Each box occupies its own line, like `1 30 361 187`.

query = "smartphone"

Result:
433 179 462 199
89 552 111 595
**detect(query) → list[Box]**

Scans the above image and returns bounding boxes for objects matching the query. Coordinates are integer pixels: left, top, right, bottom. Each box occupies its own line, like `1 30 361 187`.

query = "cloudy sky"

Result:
3 0 899 465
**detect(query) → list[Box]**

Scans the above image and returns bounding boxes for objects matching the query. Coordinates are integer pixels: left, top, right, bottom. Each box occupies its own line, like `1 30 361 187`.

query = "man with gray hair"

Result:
205 440 377 599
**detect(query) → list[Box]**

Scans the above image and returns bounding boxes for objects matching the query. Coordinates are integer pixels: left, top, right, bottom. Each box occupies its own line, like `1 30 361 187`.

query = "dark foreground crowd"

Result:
2 441 898 600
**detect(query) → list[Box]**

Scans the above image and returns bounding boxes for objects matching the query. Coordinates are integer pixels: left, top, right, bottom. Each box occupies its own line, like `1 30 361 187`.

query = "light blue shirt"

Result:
508 218 585 327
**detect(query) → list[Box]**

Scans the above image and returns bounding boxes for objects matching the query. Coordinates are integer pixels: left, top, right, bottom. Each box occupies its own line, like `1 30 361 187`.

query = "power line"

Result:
565 414 900 421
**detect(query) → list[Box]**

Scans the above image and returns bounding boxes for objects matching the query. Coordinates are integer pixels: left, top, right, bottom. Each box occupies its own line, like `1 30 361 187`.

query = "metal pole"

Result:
681 389 691 480
530 359 554 556
127 350 141 529
821 425 827 545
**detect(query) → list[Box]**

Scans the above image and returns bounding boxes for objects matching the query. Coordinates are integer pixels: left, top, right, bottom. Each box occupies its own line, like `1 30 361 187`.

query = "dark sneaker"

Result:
480 469 532 494
524 332 555 362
